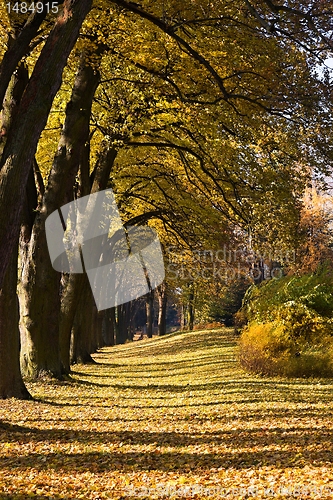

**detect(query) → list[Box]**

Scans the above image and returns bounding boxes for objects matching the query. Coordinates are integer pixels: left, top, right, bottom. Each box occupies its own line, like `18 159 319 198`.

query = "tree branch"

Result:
0 9 48 110
108 0 230 99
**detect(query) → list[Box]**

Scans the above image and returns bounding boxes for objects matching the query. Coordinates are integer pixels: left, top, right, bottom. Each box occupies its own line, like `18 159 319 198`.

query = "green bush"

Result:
277 301 333 344
299 285 333 317
240 267 333 325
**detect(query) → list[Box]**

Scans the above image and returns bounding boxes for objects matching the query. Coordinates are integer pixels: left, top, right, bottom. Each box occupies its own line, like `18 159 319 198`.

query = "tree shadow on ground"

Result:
0 419 332 472
2 328 332 483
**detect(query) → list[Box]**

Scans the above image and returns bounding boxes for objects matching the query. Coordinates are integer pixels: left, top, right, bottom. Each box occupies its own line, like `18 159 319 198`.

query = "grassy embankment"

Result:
0 328 333 499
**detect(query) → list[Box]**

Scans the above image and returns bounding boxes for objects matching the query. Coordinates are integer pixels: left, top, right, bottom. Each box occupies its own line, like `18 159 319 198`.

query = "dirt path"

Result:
0 328 333 498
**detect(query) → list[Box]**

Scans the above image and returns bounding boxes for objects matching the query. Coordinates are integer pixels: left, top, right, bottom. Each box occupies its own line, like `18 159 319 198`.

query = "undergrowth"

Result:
237 267 333 378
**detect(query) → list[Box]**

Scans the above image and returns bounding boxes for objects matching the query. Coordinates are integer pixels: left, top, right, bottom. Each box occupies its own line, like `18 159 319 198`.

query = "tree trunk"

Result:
19 57 100 379
146 290 154 338
0 0 93 289
128 301 137 341
157 282 167 336
91 304 104 352
125 302 131 341
0 241 31 399
97 310 105 348
114 306 121 345
59 273 86 374
0 62 29 156
116 303 129 344
59 145 117 373
20 241 62 378
188 291 194 331
70 281 96 365
103 307 115 346
59 107 117 363
181 303 186 330
251 259 265 284
0 62 32 397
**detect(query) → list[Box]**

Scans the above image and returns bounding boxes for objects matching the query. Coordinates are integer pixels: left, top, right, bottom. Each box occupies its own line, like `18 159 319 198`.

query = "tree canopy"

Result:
0 0 332 396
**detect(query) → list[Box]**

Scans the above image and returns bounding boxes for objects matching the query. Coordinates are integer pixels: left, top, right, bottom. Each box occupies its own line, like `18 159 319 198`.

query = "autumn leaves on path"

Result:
0 329 333 499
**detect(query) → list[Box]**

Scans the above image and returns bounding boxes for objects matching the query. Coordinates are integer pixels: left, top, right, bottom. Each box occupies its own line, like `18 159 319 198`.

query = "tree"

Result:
157 281 168 336
0 0 93 288
292 186 333 273
0 57 32 398
1 0 332 396
0 241 31 399
19 55 101 378
146 290 154 338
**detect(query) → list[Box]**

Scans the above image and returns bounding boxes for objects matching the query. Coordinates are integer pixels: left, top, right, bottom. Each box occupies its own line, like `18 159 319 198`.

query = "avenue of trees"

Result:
0 0 332 399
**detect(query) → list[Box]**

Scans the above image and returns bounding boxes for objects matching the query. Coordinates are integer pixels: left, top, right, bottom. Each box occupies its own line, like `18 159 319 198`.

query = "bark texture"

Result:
70 280 96 365
59 146 117 371
20 58 99 378
0 63 31 399
157 282 167 336
0 0 93 289
103 307 115 346
0 11 47 111
146 290 154 338
59 273 85 374
181 303 186 330
116 304 127 344
0 241 31 399
188 291 194 331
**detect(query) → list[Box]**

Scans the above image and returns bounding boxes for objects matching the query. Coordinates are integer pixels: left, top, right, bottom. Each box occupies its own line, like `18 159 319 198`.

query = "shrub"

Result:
237 267 333 378
284 348 333 378
234 308 248 334
238 321 333 378
239 267 333 326
238 322 293 376
277 301 331 344
299 285 333 317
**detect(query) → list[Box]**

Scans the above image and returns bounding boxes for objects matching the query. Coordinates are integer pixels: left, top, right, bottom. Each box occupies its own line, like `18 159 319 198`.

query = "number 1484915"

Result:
6 2 59 13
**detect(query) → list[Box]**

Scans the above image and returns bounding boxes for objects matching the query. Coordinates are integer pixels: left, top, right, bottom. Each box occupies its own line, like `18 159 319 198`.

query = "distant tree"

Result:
293 187 333 273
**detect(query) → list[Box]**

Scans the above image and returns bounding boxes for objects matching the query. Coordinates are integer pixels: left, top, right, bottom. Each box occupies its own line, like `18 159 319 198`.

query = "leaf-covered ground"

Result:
1 328 333 499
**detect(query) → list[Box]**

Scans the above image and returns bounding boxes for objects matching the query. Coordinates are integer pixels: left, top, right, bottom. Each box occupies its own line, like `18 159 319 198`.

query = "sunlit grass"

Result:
0 328 333 498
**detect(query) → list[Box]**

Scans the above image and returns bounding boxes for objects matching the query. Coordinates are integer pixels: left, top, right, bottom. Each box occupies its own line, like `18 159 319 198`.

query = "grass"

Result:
0 328 333 499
